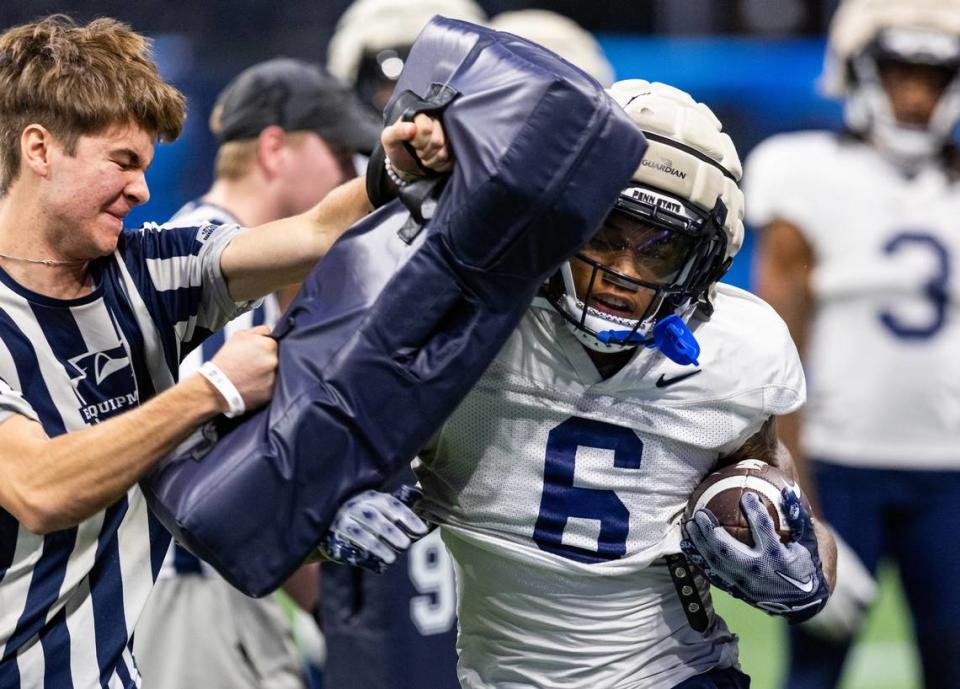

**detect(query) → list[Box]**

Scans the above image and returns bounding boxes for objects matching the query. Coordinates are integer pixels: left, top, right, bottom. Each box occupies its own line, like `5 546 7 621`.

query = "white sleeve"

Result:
190 224 260 335
743 135 816 231
763 327 806 418
0 377 40 426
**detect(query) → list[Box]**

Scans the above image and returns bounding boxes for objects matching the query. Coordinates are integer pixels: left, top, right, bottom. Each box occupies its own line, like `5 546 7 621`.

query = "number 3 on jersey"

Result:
879 232 951 339
533 417 644 564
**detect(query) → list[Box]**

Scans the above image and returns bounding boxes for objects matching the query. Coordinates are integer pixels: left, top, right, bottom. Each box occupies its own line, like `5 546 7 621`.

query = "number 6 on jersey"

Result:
533 417 644 564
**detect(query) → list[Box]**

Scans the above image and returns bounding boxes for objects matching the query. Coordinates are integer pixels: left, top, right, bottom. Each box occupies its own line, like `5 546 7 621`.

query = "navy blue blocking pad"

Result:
142 16 648 596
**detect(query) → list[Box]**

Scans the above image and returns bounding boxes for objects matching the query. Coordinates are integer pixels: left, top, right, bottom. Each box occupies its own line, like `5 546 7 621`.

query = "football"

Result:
684 459 804 547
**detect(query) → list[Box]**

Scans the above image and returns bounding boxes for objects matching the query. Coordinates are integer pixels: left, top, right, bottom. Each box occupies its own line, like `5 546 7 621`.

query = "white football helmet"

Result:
543 80 744 355
489 10 614 87
327 0 486 108
825 0 960 166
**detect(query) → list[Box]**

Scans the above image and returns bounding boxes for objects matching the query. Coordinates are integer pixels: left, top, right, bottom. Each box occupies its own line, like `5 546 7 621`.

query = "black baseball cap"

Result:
211 57 381 155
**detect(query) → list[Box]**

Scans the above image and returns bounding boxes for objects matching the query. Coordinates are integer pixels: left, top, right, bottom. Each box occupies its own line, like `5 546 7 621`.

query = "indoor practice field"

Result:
716 565 921 689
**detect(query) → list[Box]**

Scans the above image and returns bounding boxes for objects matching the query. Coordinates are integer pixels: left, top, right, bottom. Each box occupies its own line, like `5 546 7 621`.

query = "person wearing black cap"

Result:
131 58 416 689
213 57 382 154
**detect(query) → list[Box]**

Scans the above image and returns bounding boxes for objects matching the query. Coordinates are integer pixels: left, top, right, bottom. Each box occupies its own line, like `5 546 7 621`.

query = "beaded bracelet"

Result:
384 156 417 188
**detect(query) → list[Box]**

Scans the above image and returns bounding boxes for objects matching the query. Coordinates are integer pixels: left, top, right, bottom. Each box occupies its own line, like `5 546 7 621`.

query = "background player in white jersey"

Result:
744 1 960 688
0 15 446 689
332 80 838 688
327 0 487 112
132 57 384 689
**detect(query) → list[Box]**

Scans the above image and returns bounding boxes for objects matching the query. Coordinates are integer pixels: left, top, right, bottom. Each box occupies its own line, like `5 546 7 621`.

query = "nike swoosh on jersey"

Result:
655 369 702 388
776 570 815 593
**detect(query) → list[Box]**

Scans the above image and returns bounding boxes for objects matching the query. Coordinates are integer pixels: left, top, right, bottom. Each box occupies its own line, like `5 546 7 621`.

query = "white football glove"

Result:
682 489 829 623
798 526 877 641
320 486 429 573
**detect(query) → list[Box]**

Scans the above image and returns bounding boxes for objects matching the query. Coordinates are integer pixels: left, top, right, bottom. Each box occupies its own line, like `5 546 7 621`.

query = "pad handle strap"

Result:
365 83 459 244
666 553 710 633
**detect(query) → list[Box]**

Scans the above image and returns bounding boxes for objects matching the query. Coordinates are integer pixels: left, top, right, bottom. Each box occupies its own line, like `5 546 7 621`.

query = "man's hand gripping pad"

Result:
141 17 647 596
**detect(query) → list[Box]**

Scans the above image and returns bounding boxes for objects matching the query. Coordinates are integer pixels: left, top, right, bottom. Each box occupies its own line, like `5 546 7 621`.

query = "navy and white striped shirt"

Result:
156 200 280 580
0 221 252 688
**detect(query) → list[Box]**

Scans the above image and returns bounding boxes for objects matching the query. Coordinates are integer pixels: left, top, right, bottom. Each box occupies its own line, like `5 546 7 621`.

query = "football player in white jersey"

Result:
744 1 960 688
330 80 838 689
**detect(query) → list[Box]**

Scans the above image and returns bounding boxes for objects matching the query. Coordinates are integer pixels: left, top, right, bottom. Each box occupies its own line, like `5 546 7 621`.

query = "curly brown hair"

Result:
0 15 186 193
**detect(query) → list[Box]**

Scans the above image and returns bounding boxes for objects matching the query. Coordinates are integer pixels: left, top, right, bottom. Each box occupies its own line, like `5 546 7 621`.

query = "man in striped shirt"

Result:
0 15 446 689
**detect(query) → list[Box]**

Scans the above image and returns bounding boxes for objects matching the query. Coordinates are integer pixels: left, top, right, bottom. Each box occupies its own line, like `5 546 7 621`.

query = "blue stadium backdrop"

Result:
130 35 844 295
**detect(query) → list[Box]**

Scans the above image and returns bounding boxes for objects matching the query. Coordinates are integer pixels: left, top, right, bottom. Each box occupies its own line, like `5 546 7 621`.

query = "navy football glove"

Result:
320 486 429 573
681 487 829 624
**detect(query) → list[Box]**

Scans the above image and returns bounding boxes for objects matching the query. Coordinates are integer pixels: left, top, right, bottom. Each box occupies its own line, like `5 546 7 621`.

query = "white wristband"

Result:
198 361 245 418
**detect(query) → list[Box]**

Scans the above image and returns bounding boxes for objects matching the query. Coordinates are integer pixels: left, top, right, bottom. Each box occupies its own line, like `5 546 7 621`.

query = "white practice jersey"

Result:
745 132 960 469
415 284 805 689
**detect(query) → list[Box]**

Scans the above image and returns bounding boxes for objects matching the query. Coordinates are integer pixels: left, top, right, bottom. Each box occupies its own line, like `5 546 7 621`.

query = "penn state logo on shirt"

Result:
66 345 139 424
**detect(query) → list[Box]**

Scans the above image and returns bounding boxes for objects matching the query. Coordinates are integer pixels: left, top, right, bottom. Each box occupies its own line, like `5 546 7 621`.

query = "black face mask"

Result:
543 184 730 349
355 47 412 111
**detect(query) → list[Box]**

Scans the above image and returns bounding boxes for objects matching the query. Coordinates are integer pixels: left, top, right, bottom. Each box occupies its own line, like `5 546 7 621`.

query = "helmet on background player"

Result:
488 10 615 87
825 0 960 166
327 0 487 110
541 80 744 362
